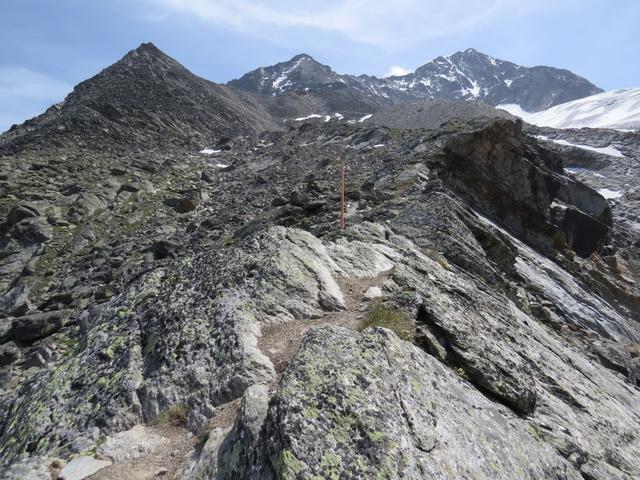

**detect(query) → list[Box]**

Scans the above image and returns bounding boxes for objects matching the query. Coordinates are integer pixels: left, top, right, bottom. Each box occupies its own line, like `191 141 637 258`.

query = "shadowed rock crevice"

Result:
415 303 537 416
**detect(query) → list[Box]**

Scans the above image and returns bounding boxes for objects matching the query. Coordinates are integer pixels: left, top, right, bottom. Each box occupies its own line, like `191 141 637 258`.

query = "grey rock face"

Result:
220 326 579 479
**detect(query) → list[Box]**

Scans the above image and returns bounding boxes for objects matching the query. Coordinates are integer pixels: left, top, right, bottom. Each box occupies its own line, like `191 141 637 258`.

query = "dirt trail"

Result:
85 274 386 480
259 274 388 376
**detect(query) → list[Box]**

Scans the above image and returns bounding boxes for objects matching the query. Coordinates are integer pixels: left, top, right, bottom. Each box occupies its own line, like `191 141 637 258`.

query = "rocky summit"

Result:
0 43 639 480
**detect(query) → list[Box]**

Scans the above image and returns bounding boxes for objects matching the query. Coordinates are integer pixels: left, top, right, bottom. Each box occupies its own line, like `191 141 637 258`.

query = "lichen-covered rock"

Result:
219 326 581 479
0 226 348 465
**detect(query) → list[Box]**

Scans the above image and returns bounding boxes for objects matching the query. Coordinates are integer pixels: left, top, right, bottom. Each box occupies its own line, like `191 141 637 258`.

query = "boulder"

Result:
217 327 581 479
10 309 71 341
5 204 41 228
0 341 21 366
59 456 112 480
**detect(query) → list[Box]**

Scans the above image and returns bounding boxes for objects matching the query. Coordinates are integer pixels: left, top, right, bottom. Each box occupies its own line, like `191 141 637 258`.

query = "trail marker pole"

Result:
339 161 346 230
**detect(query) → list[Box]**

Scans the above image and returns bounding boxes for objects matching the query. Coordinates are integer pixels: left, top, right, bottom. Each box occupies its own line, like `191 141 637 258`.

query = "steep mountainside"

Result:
229 48 602 113
1 44 639 480
0 43 280 154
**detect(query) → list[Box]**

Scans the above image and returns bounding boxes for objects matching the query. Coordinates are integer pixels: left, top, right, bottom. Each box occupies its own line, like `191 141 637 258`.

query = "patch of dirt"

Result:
88 425 193 480
259 273 390 376
88 399 242 480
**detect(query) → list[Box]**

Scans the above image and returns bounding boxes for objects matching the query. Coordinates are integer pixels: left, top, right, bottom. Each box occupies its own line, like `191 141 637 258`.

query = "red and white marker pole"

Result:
339 161 346 230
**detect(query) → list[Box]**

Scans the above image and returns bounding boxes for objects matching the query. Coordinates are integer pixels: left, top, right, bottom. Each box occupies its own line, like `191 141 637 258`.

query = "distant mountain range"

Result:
228 48 602 113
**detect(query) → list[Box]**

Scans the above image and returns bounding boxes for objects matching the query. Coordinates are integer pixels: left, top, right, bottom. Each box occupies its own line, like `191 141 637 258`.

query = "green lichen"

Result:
303 406 319 419
454 367 470 381
320 452 343 480
278 449 304 479
368 430 386 442
116 307 133 320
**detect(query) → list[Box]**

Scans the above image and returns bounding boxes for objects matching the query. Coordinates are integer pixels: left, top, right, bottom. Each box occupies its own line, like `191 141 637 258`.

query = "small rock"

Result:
271 196 288 207
58 456 112 480
144 240 180 260
0 341 21 366
155 467 168 476
0 320 12 343
5 203 41 227
302 199 326 213
95 287 116 302
110 167 127 176
10 217 53 243
289 190 307 207
364 286 382 299
97 425 169 462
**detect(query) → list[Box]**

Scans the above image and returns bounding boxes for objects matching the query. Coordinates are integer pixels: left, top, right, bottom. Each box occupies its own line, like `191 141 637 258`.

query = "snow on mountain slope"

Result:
499 88 640 130
230 49 602 113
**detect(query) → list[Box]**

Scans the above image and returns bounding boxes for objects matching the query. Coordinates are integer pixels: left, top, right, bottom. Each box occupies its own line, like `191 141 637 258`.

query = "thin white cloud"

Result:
385 66 412 77
0 66 71 132
147 0 552 49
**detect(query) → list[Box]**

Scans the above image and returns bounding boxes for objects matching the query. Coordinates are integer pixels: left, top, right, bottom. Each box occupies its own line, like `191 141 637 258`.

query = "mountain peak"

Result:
228 52 339 95
117 42 176 68
134 42 162 54
290 53 316 63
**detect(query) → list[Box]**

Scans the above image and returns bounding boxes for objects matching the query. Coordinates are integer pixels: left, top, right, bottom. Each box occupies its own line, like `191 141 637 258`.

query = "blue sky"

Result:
1 0 639 132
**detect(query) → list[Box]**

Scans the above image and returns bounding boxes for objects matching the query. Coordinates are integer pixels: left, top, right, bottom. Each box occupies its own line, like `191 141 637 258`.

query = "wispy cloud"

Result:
384 66 412 77
0 66 71 132
147 0 551 49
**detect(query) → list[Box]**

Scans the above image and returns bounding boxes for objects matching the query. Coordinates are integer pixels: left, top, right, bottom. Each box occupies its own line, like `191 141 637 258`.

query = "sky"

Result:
1 0 639 132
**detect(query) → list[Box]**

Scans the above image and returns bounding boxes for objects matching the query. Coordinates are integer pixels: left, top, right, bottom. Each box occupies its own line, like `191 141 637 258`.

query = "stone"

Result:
0 456 52 480
143 240 181 260
5 204 41 228
364 286 382 299
270 196 288 207
0 342 21 366
0 319 11 343
10 310 71 341
289 190 307 207
10 217 53 243
59 456 112 480
97 425 169 462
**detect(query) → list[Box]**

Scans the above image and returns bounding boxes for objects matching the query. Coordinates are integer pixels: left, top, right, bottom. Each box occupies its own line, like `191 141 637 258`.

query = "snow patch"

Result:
200 148 221 155
564 167 605 178
294 114 323 121
597 188 623 199
496 103 532 118
550 139 625 158
533 135 625 158
358 114 373 123
524 88 640 130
